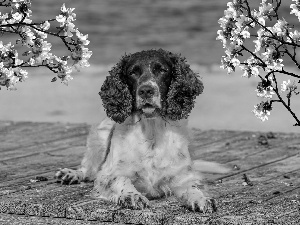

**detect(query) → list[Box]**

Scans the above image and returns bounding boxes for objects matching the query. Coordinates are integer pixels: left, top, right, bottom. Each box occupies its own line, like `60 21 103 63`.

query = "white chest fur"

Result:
109 116 191 189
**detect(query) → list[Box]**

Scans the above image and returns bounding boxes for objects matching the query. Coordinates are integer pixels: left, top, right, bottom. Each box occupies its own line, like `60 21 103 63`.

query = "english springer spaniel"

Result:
55 49 230 212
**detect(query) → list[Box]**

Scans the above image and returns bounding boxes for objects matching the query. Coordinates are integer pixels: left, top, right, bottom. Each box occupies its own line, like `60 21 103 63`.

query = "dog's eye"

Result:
154 65 168 74
128 66 141 76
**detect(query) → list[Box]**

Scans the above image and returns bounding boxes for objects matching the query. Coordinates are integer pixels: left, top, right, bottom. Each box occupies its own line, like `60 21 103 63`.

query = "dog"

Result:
55 49 230 212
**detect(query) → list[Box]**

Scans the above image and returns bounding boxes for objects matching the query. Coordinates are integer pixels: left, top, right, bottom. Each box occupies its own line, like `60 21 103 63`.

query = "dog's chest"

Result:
124 122 181 183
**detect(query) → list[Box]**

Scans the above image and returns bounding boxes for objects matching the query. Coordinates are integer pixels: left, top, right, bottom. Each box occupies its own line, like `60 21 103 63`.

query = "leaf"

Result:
51 77 57 82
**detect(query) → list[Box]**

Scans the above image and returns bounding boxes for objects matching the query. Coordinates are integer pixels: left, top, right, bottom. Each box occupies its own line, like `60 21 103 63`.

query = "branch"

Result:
272 72 300 125
241 45 267 68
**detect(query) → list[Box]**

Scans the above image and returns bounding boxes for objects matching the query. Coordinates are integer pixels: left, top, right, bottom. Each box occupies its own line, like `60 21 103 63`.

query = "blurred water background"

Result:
1 0 300 133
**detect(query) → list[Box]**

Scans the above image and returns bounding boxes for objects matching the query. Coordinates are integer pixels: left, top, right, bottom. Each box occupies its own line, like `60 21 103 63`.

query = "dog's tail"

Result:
192 160 231 174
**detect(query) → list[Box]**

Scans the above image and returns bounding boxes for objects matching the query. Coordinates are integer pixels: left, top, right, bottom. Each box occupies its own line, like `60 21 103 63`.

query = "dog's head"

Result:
99 49 204 123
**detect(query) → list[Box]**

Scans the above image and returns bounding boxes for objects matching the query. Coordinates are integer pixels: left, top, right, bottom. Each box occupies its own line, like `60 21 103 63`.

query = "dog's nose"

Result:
138 85 155 99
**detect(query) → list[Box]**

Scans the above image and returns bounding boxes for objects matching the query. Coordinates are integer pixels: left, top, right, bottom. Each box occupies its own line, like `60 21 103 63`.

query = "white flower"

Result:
12 49 23 66
217 30 227 46
256 82 275 99
19 26 35 47
289 30 300 42
56 4 76 27
34 28 47 39
225 2 238 19
7 75 19 91
241 30 250 39
40 21 50 31
72 45 92 71
0 41 11 52
281 79 297 92
63 22 76 37
220 56 236 74
236 14 251 29
31 39 53 64
218 17 230 30
252 106 270 121
0 63 18 90
272 19 288 37
291 2 300 21
56 14 66 25
56 4 77 37
259 0 273 16
0 12 9 26
13 67 28 82
240 64 260 78
252 100 272 122
61 73 73 86
251 67 260 77
266 59 284 72
12 12 22 21
253 29 265 53
252 0 273 27
75 30 90 45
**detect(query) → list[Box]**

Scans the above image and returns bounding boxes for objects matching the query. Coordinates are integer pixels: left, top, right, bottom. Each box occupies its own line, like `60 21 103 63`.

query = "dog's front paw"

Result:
181 188 213 213
117 191 150 210
55 168 82 185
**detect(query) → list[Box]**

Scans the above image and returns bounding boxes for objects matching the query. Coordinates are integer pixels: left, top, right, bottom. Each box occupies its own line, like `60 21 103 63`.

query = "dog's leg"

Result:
93 173 150 210
55 118 115 184
170 168 212 213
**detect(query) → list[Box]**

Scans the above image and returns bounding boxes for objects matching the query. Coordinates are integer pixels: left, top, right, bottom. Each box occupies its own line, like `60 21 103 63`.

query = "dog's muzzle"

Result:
137 84 161 117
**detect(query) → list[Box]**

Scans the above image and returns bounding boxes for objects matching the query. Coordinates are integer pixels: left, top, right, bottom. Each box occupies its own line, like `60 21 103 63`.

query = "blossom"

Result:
12 12 22 21
288 30 300 42
291 1 300 21
34 27 47 39
259 0 273 16
251 0 273 27
217 30 228 46
31 39 52 63
13 67 28 82
255 79 275 99
0 1 92 90
18 26 35 47
253 29 263 53
225 1 240 20
56 4 76 37
252 100 272 122
0 62 20 90
63 22 76 37
72 45 93 71
220 55 240 74
75 30 90 46
281 79 298 92
261 46 284 72
56 14 66 25
236 14 252 29
240 64 260 78
10 0 32 23
61 73 73 86
217 0 300 123
40 21 50 31
272 19 289 37
56 4 76 25
265 58 284 72
0 12 9 26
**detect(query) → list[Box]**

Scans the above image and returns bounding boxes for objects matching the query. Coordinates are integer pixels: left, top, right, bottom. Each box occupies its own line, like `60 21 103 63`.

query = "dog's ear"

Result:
164 51 204 120
99 54 133 123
